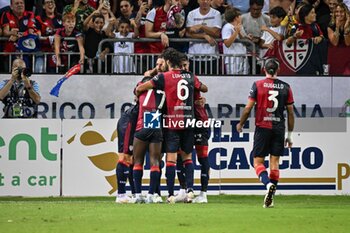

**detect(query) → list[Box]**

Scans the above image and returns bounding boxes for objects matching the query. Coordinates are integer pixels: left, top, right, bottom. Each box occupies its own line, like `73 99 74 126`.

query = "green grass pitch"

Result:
1 195 350 233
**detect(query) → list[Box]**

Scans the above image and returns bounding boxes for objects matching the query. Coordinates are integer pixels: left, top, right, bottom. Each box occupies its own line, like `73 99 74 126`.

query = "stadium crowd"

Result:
0 0 350 75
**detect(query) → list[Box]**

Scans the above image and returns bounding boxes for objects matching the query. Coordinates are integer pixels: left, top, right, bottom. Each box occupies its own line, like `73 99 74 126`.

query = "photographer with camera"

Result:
0 58 41 118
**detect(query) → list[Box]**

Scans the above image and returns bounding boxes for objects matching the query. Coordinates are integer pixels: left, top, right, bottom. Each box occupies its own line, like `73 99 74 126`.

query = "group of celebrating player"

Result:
115 48 210 204
114 48 295 208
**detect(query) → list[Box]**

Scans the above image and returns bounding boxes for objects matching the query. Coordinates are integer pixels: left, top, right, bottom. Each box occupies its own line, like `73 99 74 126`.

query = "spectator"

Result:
286 4 327 75
210 0 227 16
327 0 341 14
63 0 95 32
286 4 324 45
316 0 332 38
99 0 118 34
1 0 36 72
145 0 171 55
118 0 136 21
327 2 350 46
241 0 270 73
113 17 139 73
259 6 287 58
83 11 113 73
242 0 270 43
222 7 249 75
0 58 40 118
54 13 85 72
226 0 250 13
166 0 189 53
35 0 63 73
281 1 306 36
186 0 222 75
134 0 151 73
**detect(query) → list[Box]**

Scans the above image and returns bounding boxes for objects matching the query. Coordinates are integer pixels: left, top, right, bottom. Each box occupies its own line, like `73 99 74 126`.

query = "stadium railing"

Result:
0 37 256 75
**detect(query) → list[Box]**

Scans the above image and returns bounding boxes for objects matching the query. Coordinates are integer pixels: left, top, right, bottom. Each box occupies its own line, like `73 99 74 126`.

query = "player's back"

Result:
136 82 165 131
153 69 196 129
250 78 294 130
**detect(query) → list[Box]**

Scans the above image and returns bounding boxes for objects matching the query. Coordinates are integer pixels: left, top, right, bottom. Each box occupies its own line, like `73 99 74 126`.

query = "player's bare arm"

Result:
200 83 208 93
236 99 255 132
135 80 153 96
285 103 295 148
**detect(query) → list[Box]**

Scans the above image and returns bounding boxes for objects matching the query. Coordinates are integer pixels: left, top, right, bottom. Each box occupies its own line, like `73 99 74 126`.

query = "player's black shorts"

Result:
194 127 209 146
164 128 194 154
252 126 285 157
134 128 163 143
117 105 138 155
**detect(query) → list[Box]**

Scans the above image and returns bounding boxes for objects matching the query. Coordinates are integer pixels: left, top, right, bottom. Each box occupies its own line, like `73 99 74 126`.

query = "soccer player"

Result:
136 48 206 203
115 103 139 203
236 57 295 208
132 76 165 204
175 54 210 203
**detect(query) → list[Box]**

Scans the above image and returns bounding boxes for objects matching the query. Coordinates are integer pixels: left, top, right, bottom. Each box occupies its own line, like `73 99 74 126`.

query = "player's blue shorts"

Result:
164 128 194 154
117 105 138 155
134 128 163 143
252 126 285 157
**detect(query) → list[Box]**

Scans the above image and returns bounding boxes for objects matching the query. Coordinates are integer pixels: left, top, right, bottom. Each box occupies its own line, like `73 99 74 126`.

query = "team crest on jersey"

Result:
278 39 313 72
144 110 161 129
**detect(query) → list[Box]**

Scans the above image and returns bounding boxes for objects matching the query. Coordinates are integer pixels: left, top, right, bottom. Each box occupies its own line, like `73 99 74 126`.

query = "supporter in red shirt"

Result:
1 0 36 71
35 0 63 73
54 13 85 72
286 4 324 45
145 0 171 54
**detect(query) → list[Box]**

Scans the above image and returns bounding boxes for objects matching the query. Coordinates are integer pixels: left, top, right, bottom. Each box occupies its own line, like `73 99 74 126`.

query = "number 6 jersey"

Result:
151 69 202 130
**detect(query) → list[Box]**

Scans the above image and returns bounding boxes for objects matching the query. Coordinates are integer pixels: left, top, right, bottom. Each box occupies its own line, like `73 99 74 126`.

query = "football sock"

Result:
133 164 143 194
166 161 176 196
149 166 160 195
155 164 162 196
255 164 270 187
269 169 280 186
183 159 194 190
198 157 210 192
176 156 186 189
116 161 129 194
129 164 135 194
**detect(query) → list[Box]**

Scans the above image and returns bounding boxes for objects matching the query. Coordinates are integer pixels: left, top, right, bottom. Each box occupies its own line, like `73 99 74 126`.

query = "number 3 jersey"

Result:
151 69 202 130
249 78 294 130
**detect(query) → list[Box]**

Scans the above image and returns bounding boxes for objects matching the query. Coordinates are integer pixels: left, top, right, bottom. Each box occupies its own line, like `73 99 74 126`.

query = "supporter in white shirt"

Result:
259 6 287 58
186 0 222 75
222 8 249 75
113 18 138 73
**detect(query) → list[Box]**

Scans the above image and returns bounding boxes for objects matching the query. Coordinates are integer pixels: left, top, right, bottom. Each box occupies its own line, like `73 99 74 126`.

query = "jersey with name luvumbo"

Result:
249 78 294 130
151 69 201 130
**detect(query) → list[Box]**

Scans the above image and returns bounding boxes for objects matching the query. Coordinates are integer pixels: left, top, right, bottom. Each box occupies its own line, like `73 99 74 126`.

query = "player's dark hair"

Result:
298 4 314 24
162 47 181 68
264 57 280 76
269 6 287 19
141 76 152 83
178 52 188 62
